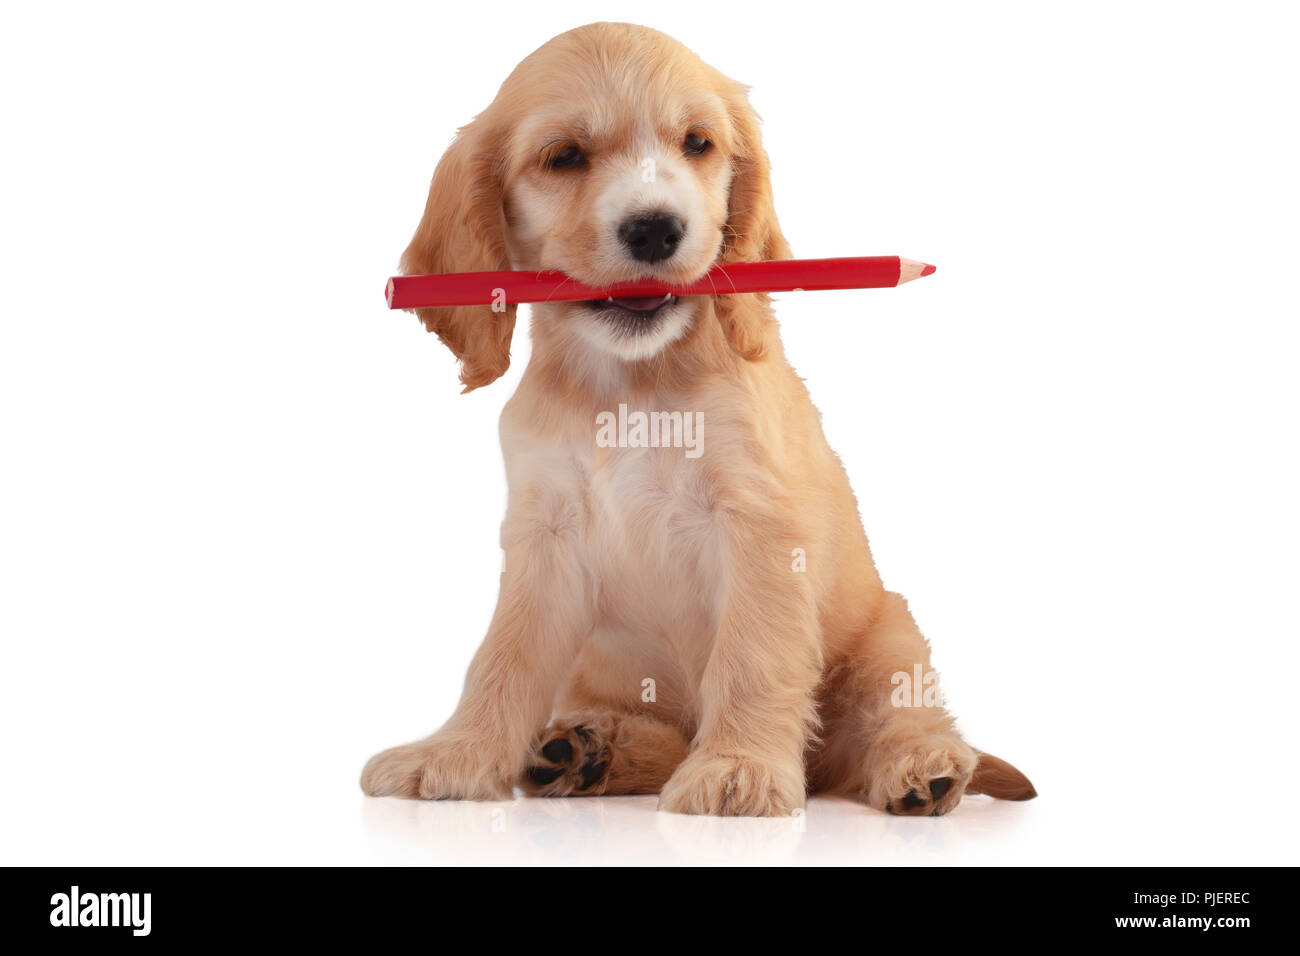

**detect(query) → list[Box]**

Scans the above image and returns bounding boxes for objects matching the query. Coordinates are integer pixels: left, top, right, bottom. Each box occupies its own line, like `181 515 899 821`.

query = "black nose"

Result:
618 214 684 263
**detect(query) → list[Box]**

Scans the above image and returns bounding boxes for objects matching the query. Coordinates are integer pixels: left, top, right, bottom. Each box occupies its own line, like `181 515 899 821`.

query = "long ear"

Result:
715 86 791 361
400 120 516 392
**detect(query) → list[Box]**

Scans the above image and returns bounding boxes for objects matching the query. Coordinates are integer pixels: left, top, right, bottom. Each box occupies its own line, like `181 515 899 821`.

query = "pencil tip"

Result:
897 258 937 285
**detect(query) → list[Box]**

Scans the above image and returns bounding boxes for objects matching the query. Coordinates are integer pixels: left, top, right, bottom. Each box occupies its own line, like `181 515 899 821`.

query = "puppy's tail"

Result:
967 752 1038 801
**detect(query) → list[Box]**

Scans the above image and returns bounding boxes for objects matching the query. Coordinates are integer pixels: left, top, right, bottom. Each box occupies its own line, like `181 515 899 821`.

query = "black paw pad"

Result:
541 738 573 764
527 765 564 786
577 760 607 790
901 789 927 809
929 777 952 800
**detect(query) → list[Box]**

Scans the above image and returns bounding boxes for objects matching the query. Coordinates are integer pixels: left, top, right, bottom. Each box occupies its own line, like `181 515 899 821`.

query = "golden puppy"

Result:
361 22 1035 816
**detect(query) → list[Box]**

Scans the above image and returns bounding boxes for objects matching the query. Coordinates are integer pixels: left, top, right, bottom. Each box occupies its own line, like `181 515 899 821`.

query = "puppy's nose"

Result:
618 214 684 263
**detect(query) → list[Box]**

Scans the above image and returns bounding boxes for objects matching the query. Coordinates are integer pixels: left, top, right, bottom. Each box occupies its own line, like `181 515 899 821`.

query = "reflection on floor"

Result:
360 791 1032 866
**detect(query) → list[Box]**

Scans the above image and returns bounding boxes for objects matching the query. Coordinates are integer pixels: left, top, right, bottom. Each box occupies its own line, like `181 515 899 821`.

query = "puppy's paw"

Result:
360 731 514 800
868 735 977 817
520 714 613 796
658 751 804 817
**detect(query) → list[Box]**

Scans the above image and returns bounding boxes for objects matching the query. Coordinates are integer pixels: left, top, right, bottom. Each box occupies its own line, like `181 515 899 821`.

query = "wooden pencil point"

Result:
897 258 936 285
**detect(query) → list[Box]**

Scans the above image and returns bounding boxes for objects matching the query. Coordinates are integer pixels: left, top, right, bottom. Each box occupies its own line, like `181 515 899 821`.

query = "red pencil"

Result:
385 256 935 310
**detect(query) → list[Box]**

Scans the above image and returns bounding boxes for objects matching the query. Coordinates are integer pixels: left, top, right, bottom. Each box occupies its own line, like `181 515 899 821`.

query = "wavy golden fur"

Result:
362 22 1035 816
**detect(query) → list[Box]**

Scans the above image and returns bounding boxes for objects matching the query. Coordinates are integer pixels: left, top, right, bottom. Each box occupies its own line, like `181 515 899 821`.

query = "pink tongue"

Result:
610 296 666 312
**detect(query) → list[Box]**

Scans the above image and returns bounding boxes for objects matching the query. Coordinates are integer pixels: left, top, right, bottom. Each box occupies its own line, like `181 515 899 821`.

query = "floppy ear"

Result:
716 87 792 361
400 121 516 392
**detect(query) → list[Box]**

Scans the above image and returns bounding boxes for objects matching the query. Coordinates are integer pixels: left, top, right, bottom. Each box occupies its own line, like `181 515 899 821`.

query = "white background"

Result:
2 0 1297 866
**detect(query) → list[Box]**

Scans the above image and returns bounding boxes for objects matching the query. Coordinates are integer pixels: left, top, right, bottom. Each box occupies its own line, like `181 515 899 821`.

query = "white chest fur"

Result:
500 410 724 642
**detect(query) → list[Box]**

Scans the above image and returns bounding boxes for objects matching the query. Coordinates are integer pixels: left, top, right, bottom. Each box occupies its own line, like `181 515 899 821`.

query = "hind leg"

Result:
520 710 690 797
859 709 978 816
811 592 1023 816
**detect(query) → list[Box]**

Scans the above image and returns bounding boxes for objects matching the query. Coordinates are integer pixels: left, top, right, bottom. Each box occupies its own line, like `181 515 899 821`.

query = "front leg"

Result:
658 515 822 817
361 492 592 799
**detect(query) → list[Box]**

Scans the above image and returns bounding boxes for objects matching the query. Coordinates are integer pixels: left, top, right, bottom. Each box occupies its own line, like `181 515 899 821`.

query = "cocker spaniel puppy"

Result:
361 22 1035 816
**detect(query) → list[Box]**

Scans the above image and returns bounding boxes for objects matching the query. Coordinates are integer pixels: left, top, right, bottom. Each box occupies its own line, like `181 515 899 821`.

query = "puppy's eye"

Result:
683 133 712 156
548 145 585 170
